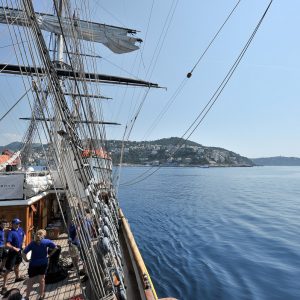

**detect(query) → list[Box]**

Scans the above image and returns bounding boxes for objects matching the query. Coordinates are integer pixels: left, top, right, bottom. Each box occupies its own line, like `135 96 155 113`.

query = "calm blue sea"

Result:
118 166 300 300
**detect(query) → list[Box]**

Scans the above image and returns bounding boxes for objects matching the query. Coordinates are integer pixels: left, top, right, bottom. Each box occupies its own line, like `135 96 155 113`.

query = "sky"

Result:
0 0 299 158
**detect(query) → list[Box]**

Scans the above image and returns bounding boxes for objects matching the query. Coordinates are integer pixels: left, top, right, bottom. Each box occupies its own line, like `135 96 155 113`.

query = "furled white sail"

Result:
24 173 53 197
0 7 141 54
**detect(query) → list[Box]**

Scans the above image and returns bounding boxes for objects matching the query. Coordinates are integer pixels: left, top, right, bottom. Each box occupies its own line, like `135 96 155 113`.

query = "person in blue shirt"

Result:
68 221 88 282
0 220 5 247
0 219 7 273
1 218 26 296
22 229 57 300
69 222 80 246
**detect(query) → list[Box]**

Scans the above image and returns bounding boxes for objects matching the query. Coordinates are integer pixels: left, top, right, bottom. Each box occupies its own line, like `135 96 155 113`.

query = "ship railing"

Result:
119 209 159 300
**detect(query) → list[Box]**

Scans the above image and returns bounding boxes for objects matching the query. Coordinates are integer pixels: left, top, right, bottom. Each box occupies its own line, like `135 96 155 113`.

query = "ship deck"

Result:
0 232 147 300
0 234 83 300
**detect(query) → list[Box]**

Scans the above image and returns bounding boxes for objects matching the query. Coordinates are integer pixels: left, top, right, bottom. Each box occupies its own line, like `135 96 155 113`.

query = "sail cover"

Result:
0 7 141 54
0 174 24 200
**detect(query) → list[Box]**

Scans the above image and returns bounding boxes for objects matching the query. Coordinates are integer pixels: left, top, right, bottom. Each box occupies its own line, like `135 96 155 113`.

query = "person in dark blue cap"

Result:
1 218 26 295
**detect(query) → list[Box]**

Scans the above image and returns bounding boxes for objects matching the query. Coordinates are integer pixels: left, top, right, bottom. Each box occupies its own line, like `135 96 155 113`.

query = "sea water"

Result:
118 166 300 300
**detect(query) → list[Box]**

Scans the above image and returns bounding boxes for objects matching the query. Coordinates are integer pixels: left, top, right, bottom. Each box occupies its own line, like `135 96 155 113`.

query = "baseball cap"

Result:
12 218 22 224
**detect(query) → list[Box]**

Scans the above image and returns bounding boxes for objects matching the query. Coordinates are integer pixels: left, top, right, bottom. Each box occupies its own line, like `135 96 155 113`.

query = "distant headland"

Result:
251 156 300 166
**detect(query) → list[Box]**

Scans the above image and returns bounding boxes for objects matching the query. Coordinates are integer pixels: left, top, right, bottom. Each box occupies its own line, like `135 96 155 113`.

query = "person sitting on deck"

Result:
1 218 26 295
22 229 58 300
0 219 8 274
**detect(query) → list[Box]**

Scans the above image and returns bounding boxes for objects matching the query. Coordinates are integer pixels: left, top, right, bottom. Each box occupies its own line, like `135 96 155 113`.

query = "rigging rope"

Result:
141 0 242 142
120 0 274 187
113 1 179 191
187 0 242 78
0 86 31 122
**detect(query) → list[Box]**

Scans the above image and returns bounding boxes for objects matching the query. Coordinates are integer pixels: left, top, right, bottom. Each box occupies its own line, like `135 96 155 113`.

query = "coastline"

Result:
113 163 254 168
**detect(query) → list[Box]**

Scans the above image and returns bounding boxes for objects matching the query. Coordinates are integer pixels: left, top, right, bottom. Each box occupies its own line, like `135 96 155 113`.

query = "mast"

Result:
0 2 160 299
56 0 64 64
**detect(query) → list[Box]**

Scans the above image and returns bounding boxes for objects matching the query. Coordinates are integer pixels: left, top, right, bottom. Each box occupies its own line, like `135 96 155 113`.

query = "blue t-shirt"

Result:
7 227 25 249
0 228 4 247
23 239 56 266
84 219 94 237
69 224 80 246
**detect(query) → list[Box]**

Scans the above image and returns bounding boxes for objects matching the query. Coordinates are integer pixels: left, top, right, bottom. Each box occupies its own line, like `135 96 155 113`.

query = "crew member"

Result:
68 221 88 282
0 220 7 273
1 218 26 295
22 229 57 300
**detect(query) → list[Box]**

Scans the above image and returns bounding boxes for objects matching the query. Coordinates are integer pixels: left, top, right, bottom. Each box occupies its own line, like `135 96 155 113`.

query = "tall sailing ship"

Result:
0 1 173 299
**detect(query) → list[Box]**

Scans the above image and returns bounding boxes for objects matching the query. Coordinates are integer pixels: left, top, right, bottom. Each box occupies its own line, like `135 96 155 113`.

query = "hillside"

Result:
0 142 42 153
0 142 23 152
0 137 254 167
251 156 300 166
107 137 254 167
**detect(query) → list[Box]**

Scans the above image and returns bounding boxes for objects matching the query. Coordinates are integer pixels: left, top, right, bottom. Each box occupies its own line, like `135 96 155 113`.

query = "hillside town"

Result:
0 138 254 167
107 138 254 167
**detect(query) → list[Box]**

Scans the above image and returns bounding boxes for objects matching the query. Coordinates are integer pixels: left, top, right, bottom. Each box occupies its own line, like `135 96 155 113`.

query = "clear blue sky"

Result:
0 0 299 158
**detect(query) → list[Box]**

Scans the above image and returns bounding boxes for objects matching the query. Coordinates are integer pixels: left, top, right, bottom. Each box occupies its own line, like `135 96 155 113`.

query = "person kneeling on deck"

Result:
22 229 58 300
1 218 26 295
